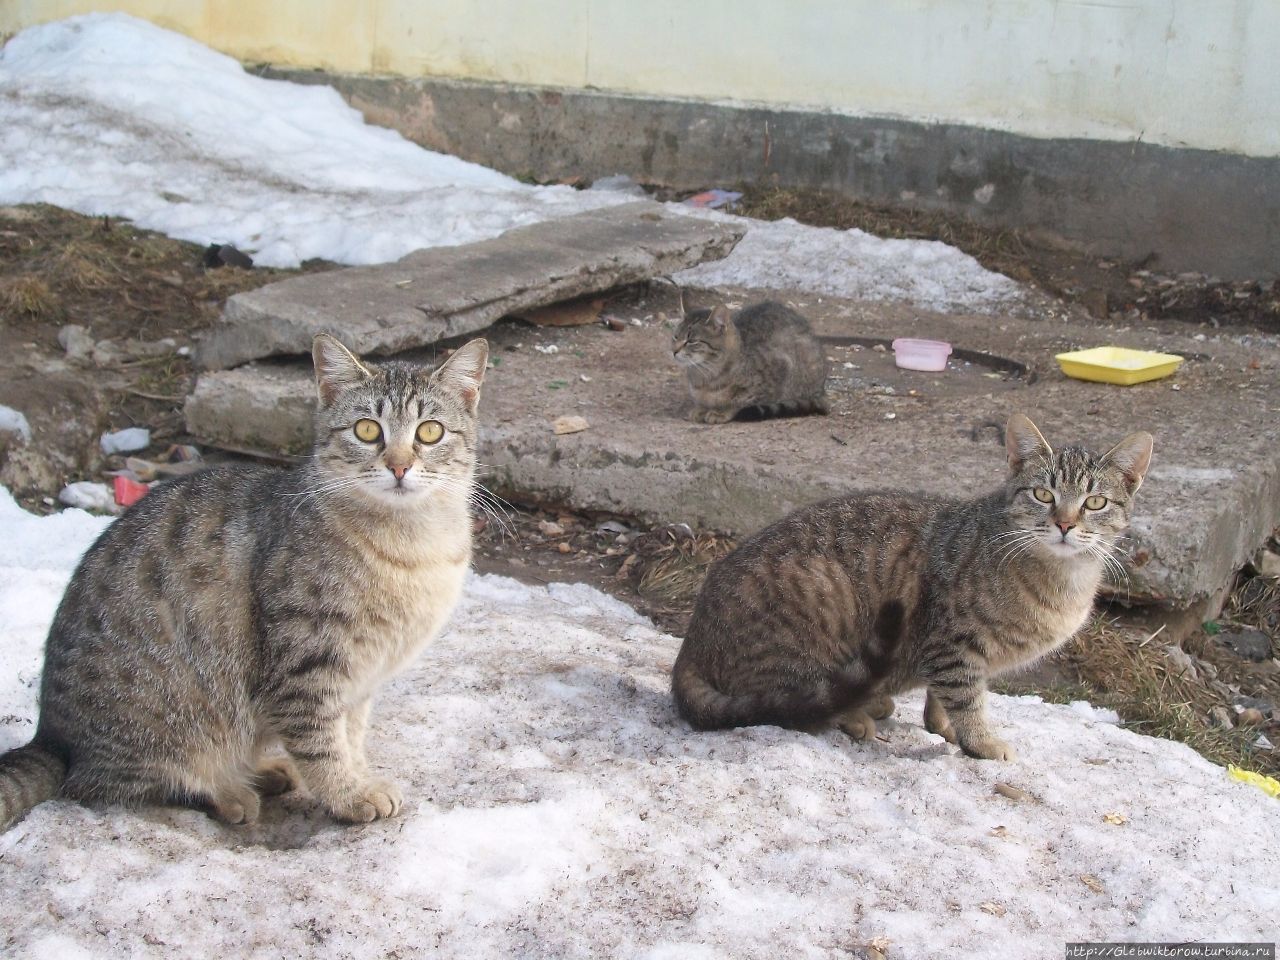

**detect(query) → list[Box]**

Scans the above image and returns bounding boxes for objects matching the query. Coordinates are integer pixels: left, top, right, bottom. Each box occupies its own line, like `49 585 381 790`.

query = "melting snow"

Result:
0 488 1276 957
1 13 1020 311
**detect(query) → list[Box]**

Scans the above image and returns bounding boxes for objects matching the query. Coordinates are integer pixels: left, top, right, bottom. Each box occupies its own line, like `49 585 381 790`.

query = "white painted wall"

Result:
4 0 1277 157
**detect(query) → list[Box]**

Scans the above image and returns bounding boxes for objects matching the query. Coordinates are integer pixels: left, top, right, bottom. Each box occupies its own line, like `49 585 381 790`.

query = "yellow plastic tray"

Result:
1055 346 1184 386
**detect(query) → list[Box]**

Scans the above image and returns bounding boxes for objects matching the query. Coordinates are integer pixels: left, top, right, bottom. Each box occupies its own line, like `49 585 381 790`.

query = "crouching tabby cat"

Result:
0 335 488 830
672 300 829 423
673 414 1153 761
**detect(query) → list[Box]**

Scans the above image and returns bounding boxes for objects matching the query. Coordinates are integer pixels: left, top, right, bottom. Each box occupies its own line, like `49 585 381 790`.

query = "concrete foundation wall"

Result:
5 2 1278 277
4 0 1278 158
282 71 1280 280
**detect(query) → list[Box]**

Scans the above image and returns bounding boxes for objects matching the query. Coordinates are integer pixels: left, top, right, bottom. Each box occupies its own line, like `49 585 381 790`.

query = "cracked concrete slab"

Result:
194 201 743 370
185 289 1280 605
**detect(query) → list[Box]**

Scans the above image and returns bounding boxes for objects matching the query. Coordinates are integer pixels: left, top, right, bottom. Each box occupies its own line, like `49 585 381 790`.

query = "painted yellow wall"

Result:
3 0 1277 157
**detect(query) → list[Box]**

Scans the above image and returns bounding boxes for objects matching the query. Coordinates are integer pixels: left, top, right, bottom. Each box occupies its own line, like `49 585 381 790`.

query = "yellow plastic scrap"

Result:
1228 765 1280 799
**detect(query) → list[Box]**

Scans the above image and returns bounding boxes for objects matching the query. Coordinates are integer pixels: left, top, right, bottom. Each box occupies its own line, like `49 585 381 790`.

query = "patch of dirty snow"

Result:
0 14 1022 311
1 487 1276 958
674 210 1022 312
0 405 33 443
0 14 625 268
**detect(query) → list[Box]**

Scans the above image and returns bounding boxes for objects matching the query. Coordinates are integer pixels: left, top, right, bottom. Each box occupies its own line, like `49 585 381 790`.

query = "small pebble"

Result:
552 415 589 435
100 427 151 455
1236 707 1266 726
993 782 1029 802
1209 706 1235 731
57 481 117 513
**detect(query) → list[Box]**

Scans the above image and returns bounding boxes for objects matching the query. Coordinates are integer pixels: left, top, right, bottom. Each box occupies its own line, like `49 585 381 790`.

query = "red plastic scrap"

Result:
683 189 743 210
113 475 150 507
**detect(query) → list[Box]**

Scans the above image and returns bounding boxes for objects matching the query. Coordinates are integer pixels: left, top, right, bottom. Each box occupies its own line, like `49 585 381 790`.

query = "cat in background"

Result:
671 300 829 423
0 334 488 830
672 414 1153 761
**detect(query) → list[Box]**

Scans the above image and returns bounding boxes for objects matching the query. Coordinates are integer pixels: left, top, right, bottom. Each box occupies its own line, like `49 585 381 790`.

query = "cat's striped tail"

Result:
756 396 830 419
0 740 66 832
673 657 750 730
672 657 842 731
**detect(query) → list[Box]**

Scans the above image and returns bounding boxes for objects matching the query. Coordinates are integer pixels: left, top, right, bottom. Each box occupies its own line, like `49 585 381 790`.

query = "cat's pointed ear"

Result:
432 338 488 414
1005 413 1052 473
708 305 731 332
1103 431 1154 493
313 334 373 406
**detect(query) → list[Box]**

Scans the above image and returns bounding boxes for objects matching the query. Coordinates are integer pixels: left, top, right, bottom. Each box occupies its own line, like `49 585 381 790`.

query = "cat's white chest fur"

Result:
1033 559 1102 648
343 508 472 700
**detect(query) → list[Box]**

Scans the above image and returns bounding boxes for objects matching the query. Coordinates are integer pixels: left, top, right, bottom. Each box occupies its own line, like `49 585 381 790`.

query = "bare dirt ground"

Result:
1 200 1275 777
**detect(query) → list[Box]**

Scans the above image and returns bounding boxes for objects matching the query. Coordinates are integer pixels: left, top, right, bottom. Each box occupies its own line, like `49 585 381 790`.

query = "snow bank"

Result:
0 14 1020 311
674 212 1022 312
1 489 1275 958
0 489 113 726
0 405 33 443
0 14 623 268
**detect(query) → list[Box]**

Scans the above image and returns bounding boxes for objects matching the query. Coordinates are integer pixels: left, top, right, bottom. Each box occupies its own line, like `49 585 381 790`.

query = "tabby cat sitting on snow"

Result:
0 334 488 830
673 414 1152 761
672 300 829 423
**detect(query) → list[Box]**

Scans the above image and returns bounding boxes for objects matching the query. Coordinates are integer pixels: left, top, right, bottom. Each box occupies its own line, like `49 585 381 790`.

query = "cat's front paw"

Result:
836 711 877 741
210 784 263 825
699 409 735 424
959 735 1017 762
331 778 404 823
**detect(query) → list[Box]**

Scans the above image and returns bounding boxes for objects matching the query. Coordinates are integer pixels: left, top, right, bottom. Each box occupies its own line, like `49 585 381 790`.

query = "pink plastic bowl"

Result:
891 338 952 372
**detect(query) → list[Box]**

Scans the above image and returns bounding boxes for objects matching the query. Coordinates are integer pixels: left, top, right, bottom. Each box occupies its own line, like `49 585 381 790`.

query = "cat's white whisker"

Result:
416 472 517 539
283 475 374 516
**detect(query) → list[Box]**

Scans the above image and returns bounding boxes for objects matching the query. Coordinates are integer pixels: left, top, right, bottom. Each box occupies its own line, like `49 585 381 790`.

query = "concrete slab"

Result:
185 290 1280 605
194 201 743 370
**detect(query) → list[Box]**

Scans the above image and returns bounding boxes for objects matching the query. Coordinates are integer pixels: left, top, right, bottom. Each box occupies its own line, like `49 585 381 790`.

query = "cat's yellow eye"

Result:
353 418 381 443
416 420 444 444
1084 495 1108 510
1032 488 1055 504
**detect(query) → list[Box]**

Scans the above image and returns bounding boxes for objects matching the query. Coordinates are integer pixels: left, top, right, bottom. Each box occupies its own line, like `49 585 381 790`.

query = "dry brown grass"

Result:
0 275 62 321
53 239 117 292
1065 617 1277 776
0 204 329 345
1222 567 1280 637
629 526 736 610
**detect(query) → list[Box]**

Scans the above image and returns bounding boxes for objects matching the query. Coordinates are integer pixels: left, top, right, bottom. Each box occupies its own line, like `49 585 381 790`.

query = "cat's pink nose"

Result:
388 465 409 480
1056 521 1075 535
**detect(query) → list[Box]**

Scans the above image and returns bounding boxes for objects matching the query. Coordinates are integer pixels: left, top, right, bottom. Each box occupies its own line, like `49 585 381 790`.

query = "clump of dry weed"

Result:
1068 617 1276 776
0 275 62 321
626 525 736 611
